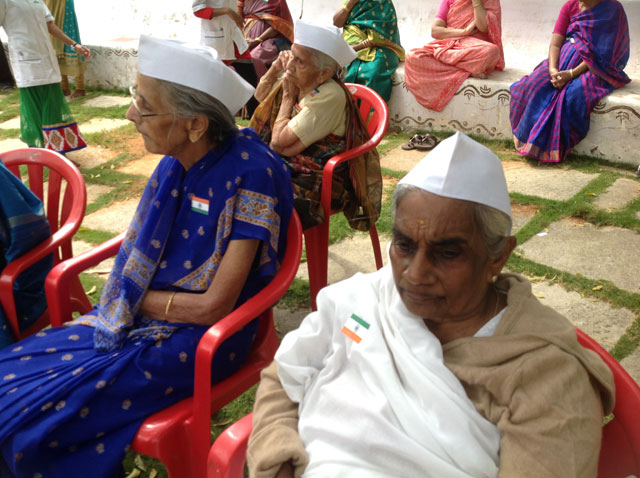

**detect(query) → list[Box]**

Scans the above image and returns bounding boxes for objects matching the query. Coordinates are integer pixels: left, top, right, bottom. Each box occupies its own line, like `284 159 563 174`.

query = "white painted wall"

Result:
73 0 639 77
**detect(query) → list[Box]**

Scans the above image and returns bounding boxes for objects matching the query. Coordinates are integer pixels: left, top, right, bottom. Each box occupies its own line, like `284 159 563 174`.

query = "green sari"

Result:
342 0 404 102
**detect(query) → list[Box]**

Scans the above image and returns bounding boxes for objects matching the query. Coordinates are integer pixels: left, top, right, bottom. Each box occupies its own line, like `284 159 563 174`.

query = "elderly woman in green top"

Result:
333 0 404 102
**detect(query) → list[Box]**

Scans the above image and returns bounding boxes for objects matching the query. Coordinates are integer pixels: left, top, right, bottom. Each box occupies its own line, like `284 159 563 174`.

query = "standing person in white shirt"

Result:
192 0 259 116
0 0 90 153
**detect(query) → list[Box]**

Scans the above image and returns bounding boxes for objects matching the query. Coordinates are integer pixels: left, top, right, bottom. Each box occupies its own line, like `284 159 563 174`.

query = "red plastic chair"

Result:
45 211 303 478
208 328 640 478
0 148 88 340
305 83 387 310
576 329 640 478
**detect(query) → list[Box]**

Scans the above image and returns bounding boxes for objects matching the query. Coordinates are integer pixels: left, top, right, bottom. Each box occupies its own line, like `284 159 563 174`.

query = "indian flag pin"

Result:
341 313 370 344
191 196 210 215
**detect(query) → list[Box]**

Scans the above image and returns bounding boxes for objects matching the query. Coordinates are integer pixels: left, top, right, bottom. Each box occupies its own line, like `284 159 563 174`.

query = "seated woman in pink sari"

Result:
404 0 504 112
239 0 294 79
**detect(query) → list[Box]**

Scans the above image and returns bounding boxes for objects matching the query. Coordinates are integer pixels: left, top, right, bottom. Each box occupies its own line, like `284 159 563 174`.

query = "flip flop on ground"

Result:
401 133 440 151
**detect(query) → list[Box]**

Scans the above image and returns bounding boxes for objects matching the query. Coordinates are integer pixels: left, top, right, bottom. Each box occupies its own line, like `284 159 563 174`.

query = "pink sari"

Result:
404 0 504 112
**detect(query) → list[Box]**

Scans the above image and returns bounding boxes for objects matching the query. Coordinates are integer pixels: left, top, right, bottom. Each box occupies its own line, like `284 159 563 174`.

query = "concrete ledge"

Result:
84 40 138 90
389 64 640 165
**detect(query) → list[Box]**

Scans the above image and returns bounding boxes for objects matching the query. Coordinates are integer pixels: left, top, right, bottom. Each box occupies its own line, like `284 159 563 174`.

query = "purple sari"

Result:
509 0 630 162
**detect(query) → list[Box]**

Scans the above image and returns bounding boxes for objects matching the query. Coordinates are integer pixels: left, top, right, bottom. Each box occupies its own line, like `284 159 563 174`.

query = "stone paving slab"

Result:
0 116 19 130
621 347 640 386
520 218 640 293
295 233 390 286
82 95 130 108
117 153 163 177
0 138 27 152
72 239 116 277
593 177 640 211
66 145 118 169
380 144 428 173
529 281 635 350
42 181 112 210
79 118 130 134
503 160 597 201
81 198 138 233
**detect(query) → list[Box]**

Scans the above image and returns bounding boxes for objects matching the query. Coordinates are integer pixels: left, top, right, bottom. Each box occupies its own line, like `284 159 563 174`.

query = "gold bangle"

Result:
256 37 264 43
165 291 177 318
569 68 574 79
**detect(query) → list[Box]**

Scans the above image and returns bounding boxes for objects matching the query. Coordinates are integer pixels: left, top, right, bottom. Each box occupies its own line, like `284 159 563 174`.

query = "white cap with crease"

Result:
399 132 512 234
137 34 255 115
294 19 357 67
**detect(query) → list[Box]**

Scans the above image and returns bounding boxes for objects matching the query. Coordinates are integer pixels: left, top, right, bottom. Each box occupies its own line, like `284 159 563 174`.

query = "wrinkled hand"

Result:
281 72 299 100
550 70 571 89
228 9 244 29
462 20 477 36
247 39 260 50
272 50 293 73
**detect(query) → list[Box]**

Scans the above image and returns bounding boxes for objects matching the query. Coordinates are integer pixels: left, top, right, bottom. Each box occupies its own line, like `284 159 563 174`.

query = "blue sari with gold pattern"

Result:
0 128 293 477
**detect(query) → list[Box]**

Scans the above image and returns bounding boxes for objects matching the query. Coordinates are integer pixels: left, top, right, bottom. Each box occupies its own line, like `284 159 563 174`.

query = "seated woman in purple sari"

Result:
509 0 630 163
0 35 293 477
239 0 294 79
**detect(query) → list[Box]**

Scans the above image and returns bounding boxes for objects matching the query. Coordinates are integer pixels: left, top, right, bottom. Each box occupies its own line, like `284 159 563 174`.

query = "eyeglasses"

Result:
129 85 173 120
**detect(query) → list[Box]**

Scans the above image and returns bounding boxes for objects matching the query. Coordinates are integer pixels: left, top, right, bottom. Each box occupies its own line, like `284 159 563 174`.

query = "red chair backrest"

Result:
576 328 640 478
1 148 86 264
345 82 388 150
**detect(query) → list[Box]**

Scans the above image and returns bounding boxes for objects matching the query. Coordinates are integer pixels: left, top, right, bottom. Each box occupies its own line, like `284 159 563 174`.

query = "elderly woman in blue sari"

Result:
0 162 52 348
509 0 630 163
333 0 404 102
0 35 293 477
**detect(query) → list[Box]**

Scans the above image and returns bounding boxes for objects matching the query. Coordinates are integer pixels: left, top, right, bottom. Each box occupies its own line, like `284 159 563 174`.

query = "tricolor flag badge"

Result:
191 196 210 215
309 88 319 98
341 313 370 344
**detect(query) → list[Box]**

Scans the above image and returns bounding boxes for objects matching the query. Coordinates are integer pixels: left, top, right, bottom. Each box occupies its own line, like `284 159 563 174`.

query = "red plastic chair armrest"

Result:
320 142 378 215
0 224 80 332
208 413 253 478
45 231 126 326
192 213 302 474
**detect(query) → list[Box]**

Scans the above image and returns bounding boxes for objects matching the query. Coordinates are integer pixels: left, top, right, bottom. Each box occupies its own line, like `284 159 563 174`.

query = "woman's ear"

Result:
318 67 335 85
489 236 517 279
187 115 209 143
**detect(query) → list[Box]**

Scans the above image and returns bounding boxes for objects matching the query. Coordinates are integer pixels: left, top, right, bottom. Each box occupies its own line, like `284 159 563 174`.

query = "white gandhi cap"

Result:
399 132 512 234
137 34 255 115
294 19 357 67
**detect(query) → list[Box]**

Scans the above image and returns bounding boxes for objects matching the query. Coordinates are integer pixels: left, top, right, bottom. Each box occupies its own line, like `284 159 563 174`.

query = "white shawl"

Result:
276 265 500 477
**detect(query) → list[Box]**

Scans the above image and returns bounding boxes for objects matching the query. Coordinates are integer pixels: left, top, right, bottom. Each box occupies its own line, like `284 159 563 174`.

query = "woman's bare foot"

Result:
62 88 71 96
70 89 86 99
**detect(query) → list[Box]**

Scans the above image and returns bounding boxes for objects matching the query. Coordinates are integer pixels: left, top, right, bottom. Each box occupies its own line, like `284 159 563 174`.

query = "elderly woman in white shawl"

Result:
248 132 615 478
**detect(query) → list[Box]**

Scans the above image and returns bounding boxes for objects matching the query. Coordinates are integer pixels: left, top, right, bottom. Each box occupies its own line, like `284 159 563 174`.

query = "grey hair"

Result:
154 78 236 146
392 184 512 261
306 46 340 76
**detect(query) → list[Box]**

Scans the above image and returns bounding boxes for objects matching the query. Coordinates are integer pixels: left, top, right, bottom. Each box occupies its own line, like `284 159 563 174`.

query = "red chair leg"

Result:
368 225 383 270
304 221 330 311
